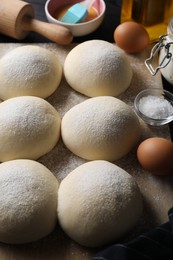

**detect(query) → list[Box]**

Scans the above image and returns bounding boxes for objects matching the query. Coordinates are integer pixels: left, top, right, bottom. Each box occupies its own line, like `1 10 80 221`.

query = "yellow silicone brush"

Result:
60 0 95 24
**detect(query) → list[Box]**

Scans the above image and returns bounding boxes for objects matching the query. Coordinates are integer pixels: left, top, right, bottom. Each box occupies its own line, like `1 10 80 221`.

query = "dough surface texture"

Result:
61 96 141 161
0 159 59 244
57 160 143 247
64 40 132 97
0 45 62 100
0 96 61 162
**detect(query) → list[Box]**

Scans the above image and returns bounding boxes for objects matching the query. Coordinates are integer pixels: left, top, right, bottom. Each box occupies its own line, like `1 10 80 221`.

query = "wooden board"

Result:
0 43 172 260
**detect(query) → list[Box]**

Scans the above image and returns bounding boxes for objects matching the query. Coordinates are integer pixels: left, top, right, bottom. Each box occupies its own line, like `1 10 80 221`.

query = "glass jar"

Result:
121 0 173 42
145 17 173 85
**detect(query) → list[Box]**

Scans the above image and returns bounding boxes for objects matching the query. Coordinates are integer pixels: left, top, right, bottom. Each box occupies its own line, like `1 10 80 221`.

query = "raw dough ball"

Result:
0 96 61 162
57 160 143 247
0 159 59 244
64 40 132 97
0 45 62 100
61 96 141 161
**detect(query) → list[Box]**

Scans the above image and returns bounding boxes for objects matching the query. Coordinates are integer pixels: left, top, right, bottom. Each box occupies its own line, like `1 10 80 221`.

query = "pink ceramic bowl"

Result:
45 0 106 37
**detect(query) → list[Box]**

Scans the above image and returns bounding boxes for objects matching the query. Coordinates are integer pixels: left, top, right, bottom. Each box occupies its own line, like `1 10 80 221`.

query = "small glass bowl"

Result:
134 88 173 126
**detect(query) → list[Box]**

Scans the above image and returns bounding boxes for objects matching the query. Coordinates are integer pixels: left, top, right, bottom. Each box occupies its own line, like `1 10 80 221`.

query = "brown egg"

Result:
114 21 150 53
137 137 173 175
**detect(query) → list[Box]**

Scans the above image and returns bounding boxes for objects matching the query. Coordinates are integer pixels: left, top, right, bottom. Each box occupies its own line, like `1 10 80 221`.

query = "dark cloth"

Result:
93 207 173 260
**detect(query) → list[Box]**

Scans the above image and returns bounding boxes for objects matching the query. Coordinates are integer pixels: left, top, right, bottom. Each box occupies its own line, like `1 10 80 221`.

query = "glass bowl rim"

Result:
134 88 173 126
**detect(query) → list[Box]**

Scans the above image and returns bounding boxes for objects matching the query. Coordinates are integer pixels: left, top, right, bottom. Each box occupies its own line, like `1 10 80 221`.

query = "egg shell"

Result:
137 137 173 175
114 21 150 54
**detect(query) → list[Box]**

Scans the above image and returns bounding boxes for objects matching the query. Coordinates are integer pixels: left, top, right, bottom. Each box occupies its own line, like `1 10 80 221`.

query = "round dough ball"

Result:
64 40 132 97
57 160 143 247
0 96 61 162
0 45 62 100
0 159 59 244
61 96 141 161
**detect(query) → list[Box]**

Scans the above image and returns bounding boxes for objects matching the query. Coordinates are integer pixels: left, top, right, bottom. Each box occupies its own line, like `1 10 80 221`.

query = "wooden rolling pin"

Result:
0 0 73 45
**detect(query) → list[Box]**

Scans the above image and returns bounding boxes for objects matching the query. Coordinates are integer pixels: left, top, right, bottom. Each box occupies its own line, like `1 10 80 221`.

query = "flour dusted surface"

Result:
0 43 172 258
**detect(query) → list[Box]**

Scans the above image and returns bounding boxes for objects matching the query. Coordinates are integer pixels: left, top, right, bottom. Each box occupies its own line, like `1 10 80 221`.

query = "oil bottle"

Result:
121 0 173 42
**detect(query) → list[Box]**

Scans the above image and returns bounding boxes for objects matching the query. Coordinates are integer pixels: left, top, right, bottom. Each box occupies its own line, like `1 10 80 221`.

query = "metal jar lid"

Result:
145 17 173 75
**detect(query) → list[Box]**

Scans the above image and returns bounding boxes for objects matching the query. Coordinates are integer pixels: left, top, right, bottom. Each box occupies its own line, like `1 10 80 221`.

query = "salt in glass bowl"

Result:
45 0 106 37
134 88 173 126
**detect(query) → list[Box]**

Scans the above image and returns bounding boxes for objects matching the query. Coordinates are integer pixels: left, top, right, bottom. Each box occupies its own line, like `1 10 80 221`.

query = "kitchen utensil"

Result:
60 0 95 24
0 0 73 45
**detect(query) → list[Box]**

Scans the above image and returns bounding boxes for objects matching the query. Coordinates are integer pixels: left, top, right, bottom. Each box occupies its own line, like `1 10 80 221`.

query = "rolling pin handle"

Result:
22 16 73 45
